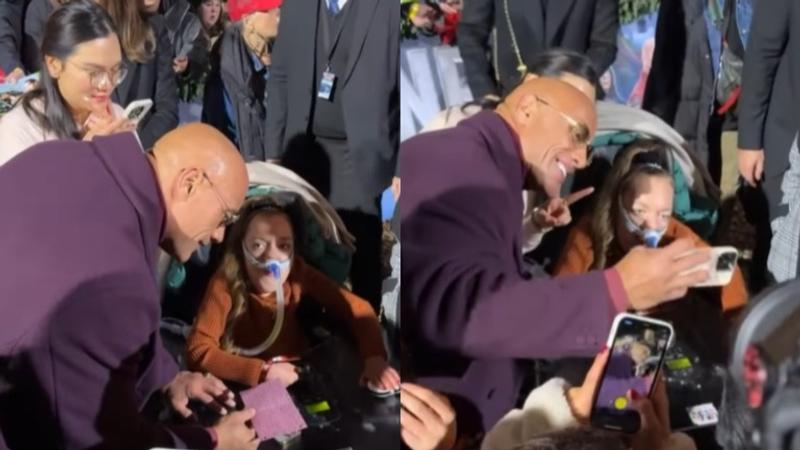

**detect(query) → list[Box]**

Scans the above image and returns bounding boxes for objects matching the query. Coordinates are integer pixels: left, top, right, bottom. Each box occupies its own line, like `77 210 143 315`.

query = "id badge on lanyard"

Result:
318 65 336 100
318 1 343 102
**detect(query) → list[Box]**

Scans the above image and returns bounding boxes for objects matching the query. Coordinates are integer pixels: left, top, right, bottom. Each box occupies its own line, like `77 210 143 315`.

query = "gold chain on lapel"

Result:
503 0 527 79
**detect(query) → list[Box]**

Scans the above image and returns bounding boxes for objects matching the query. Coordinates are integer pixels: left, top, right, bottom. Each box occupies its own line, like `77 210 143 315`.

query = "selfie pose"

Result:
0 0 133 166
553 139 748 312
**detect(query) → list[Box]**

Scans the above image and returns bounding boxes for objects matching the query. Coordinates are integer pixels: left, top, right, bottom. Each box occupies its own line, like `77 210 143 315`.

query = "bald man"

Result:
400 78 709 437
0 125 258 450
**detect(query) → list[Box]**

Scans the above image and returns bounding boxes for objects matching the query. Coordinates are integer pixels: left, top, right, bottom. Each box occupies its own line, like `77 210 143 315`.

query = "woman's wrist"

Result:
566 386 590 424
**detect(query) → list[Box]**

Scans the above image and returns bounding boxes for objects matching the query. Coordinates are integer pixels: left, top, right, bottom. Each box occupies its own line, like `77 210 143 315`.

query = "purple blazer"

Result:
400 111 619 435
0 134 213 449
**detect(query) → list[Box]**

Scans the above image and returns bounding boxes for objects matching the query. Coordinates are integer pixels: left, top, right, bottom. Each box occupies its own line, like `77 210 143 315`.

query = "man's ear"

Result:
523 73 539 83
174 168 203 202
517 93 539 122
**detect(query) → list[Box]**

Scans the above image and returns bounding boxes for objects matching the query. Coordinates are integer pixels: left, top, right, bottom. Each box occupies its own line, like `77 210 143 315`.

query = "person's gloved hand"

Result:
164 371 236 419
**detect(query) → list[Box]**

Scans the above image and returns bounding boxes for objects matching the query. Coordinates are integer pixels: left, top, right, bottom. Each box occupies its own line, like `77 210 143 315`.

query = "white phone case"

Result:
123 99 154 124
678 246 739 288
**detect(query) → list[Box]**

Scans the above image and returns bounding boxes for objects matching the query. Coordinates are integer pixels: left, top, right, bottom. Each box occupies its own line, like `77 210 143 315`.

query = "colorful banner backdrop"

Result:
601 0 660 107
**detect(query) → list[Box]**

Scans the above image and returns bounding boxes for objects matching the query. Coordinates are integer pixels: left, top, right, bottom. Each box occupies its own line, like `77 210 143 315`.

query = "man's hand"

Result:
532 187 594 229
213 408 259 450
164 371 236 419
401 383 457 450
566 347 610 423
614 238 711 311
738 148 764 187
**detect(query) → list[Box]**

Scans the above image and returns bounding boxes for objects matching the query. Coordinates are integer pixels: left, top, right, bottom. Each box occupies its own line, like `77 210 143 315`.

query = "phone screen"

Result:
591 316 672 432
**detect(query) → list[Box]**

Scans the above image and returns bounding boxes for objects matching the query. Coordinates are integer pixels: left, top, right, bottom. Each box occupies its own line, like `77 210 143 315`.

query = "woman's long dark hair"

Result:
465 48 598 112
527 48 599 86
21 0 118 140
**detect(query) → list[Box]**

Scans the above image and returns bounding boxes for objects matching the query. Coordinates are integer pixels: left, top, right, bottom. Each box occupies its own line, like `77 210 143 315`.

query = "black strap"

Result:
319 0 347 69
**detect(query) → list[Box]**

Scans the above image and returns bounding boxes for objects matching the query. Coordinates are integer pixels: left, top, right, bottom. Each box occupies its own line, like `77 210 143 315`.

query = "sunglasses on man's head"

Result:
533 95 593 156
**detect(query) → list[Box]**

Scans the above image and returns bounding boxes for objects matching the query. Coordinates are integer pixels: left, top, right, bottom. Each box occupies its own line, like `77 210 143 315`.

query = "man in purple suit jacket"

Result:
0 125 259 449
400 78 709 437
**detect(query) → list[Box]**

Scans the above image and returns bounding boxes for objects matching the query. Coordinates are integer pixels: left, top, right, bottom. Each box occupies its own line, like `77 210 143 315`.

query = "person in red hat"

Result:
202 0 281 161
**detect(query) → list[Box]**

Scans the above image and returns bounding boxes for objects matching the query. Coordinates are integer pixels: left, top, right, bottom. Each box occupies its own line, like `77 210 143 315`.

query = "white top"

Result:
0 99 124 167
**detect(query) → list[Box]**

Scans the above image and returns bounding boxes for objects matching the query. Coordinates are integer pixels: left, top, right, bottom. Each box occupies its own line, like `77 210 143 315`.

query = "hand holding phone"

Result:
677 246 739 287
614 238 711 310
82 116 136 141
590 313 674 433
627 377 673 450
123 99 154 126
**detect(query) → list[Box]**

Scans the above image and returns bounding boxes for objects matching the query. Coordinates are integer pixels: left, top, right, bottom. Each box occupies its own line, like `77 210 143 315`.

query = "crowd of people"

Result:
0 0 798 449
399 0 799 449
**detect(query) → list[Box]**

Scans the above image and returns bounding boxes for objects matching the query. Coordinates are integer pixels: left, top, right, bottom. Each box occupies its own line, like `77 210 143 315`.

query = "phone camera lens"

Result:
716 252 737 271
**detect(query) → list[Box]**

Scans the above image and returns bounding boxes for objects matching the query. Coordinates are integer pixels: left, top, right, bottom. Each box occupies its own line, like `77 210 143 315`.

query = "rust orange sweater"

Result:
553 217 748 312
186 257 386 386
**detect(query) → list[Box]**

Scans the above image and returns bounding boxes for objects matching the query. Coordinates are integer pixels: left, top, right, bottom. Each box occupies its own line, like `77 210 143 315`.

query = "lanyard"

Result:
319 0 347 70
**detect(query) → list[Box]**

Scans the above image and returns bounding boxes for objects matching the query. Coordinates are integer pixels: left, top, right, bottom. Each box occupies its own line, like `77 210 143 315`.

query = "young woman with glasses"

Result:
0 0 134 167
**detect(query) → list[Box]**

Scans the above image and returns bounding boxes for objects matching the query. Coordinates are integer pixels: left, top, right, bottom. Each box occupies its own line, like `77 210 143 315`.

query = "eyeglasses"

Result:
534 95 595 163
202 172 240 227
67 61 128 89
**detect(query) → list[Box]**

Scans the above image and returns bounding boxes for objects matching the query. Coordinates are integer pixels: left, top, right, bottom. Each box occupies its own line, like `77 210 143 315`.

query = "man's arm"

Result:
47 280 214 449
0 0 24 74
263 0 294 160
585 0 619 76
738 0 790 150
456 0 498 99
402 185 617 360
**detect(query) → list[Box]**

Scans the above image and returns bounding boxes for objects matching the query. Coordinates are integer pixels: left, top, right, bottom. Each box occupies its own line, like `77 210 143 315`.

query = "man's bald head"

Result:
150 123 249 262
495 77 597 198
152 123 248 180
